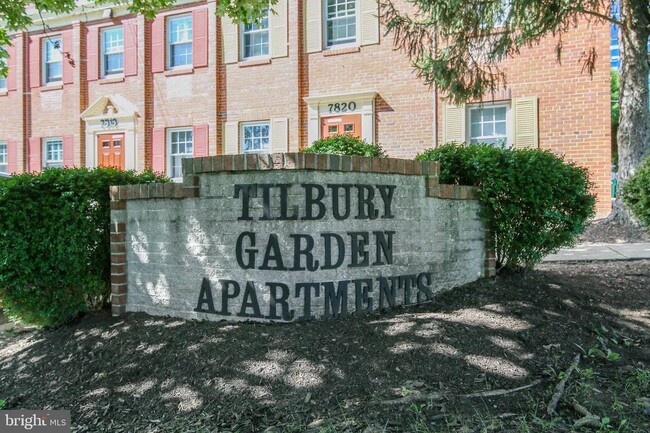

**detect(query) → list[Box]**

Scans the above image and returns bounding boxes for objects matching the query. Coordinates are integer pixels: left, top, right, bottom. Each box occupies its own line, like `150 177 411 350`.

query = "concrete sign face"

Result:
110 154 490 322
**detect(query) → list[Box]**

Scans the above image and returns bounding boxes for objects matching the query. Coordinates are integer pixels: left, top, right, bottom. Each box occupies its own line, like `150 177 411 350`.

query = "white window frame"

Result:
42 36 63 85
0 45 6 90
43 138 63 168
241 122 270 153
166 14 193 70
467 103 512 147
240 9 270 60
0 141 7 174
324 0 359 48
101 26 124 77
167 127 193 179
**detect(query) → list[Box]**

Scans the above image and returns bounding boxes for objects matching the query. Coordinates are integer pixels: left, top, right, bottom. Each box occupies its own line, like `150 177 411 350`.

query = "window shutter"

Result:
305 0 322 53
62 135 74 167
152 17 165 73
271 0 288 58
152 127 166 172
6 139 18 174
271 118 288 153
224 122 239 154
29 137 41 172
29 36 41 88
87 26 99 81
193 8 209 68
359 0 379 46
222 17 238 64
124 19 138 76
443 104 466 143
6 42 17 91
62 30 74 84
193 124 209 157
513 96 539 148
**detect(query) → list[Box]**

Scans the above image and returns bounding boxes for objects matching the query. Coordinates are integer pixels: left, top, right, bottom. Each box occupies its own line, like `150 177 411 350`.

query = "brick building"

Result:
0 0 611 214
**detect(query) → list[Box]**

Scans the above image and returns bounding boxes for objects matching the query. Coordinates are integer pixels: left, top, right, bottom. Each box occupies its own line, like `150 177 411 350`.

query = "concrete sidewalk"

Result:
543 243 650 262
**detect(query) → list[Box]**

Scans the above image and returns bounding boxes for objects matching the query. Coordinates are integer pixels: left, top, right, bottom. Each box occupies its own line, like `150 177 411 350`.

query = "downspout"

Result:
433 32 439 147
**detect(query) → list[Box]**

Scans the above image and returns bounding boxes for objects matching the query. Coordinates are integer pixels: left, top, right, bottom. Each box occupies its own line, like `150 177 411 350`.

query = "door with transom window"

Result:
320 114 362 140
98 133 125 169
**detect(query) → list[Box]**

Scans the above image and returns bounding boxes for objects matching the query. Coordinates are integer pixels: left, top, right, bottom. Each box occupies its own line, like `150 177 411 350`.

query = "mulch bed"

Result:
579 219 650 244
1 261 649 432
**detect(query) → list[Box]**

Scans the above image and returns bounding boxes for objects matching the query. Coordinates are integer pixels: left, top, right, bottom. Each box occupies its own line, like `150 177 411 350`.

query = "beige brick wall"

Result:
0 33 26 172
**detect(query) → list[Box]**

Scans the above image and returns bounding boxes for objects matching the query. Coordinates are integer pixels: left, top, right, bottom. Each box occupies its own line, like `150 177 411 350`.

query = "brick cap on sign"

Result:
181 153 440 178
109 181 199 202
107 154 481 203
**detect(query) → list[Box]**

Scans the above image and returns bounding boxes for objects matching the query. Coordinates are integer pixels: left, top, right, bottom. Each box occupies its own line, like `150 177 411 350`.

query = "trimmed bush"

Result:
0 167 167 327
303 135 386 157
417 143 596 270
622 156 650 227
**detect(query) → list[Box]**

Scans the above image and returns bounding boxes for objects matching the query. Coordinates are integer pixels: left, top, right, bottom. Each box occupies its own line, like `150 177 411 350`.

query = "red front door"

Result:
98 133 125 169
321 114 362 140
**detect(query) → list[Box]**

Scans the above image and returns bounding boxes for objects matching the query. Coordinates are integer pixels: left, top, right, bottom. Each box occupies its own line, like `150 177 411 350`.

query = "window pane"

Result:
171 43 192 67
243 30 269 58
105 53 123 74
46 39 62 62
469 105 508 146
0 142 7 173
103 28 124 54
470 123 481 138
326 0 357 46
170 16 192 43
45 139 63 168
45 38 63 83
103 27 124 75
242 123 270 153
168 129 193 178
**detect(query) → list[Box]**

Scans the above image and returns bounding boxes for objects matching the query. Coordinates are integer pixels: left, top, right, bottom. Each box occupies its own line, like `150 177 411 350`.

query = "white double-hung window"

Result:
325 0 357 47
102 27 124 76
43 138 63 168
168 128 193 179
0 50 6 89
242 123 270 153
43 37 63 84
167 15 193 69
241 9 269 59
469 105 509 146
0 141 7 173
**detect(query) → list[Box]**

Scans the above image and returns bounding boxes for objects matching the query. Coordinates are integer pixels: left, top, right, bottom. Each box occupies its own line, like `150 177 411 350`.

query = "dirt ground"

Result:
1 260 649 433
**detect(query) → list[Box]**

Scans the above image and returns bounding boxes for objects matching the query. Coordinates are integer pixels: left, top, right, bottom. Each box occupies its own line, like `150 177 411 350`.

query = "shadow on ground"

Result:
1 261 649 432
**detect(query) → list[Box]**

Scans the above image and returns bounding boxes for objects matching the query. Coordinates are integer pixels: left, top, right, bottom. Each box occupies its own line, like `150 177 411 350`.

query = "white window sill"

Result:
41 83 64 92
238 57 271 68
164 67 194 77
323 45 360 57
0 90 7 97
99 75 125 85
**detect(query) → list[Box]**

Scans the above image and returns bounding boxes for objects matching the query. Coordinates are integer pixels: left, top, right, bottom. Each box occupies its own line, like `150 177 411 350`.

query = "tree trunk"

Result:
611 0 650 222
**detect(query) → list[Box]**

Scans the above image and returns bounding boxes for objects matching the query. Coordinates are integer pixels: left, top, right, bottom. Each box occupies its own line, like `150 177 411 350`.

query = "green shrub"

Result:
303 135 386 157
416 143 596 270
622 156 650 227
0 167 168 327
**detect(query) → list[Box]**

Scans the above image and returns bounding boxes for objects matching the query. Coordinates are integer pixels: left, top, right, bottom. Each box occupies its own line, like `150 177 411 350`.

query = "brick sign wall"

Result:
110 153 494 323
